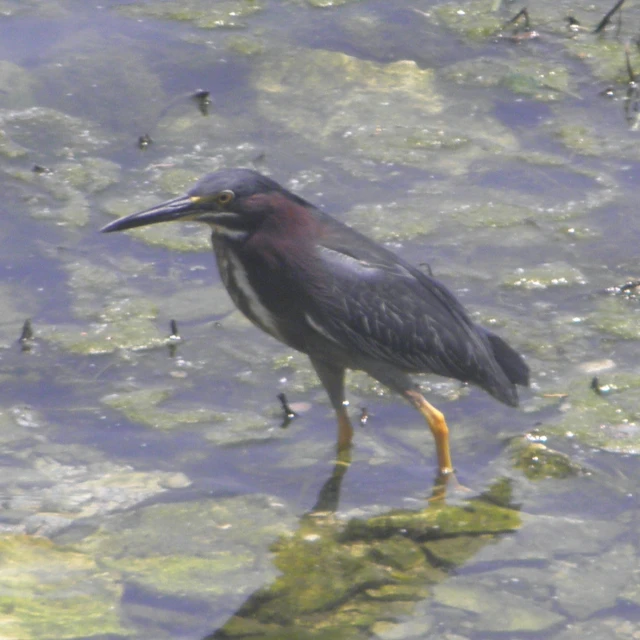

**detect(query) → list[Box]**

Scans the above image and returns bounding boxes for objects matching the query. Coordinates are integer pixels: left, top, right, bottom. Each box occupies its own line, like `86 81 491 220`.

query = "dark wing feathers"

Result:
482 328 530 387
305 210 528 405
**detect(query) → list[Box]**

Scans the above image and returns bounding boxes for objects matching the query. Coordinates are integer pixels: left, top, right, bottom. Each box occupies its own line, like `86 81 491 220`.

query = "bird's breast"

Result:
212 231 331 356
213 240 288 343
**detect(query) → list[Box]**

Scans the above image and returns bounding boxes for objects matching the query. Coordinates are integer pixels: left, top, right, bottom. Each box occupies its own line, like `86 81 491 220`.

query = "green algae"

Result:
254 49 443 165
548 104 640 162
510 438 586 480
55 157 121 194
543 374 640 454
0 110 117 225
502 63 573 101
117 0 263 29
501 262 588 290
203 410 275 446
256 50 440 117
589 297 640 340
0 535 127 640
36 31 165 134
555 123 601 156
342 201 438 243
156 167 203 195
226 34 265 56
18 158 120 227
450 200 535 230
39 264 169 353
368 535 427 572
267 529 391 617
435 0 503 40
41 317 166 354
108 553 256 597
342 499 520 541
0 0 69 19
445 57 574 101
102 387 223 430
302 0 362 7
254 46 517 174
0 60 35 109
155 284 235 323
0 129 28 158
0 107 109 156
565 37 640 84
76 496 296 600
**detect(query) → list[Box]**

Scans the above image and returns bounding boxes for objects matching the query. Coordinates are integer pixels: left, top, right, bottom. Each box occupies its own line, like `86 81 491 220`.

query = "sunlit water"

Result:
0 1 639 638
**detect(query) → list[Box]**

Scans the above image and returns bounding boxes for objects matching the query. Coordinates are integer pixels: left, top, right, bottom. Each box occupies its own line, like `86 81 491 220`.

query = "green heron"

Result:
102 168 529 481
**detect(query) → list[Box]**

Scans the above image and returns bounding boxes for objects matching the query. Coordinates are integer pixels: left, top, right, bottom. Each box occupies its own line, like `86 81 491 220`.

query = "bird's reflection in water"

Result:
307 448 461 515
203 458 521 640
307 448 352 516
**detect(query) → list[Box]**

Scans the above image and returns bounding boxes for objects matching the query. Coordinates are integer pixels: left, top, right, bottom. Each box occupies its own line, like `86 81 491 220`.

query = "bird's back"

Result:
304 208 529 405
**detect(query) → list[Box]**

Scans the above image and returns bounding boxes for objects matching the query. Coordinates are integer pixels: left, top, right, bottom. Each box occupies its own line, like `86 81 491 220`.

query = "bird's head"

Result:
101 168 311 240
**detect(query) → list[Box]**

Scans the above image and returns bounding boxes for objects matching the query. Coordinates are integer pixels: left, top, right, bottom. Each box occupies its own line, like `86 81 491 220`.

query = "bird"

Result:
102 168 529 485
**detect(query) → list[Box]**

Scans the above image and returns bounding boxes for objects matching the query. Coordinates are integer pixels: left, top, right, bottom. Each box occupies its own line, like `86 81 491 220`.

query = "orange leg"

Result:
405 389 453 476
335 402 354 452
309 357 354 453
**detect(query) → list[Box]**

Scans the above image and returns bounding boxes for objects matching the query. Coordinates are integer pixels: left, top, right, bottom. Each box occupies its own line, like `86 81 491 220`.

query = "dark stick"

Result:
19 319 33 343
625 45 636 83
277 393 297 428
191 90 211 116
504 7 531 30
18 319 34 352
167 319 181 357
594 0 625 34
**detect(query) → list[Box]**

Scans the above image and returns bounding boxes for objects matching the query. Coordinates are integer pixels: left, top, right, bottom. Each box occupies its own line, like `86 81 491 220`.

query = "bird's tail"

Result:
481 329 530 407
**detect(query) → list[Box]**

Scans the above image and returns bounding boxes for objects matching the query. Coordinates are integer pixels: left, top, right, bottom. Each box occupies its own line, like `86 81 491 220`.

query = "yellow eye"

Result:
216 190 234 205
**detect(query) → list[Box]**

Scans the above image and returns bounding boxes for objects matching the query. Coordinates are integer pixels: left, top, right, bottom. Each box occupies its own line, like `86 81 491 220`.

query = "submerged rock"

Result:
210 493 521 638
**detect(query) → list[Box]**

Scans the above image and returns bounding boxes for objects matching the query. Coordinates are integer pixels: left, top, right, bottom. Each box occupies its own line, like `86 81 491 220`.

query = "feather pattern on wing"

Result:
297 208 526 405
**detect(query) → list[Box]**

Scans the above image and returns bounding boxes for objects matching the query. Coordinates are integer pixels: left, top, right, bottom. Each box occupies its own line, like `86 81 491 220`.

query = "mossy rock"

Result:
510 438 586 480
214 495 521 637
342 499 521 541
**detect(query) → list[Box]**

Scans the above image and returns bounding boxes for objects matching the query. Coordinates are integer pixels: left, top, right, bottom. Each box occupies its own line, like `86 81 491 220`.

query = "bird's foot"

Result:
428 470 473 502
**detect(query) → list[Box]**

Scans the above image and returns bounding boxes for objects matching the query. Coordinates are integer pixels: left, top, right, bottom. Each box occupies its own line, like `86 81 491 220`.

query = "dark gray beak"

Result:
101 194 201 233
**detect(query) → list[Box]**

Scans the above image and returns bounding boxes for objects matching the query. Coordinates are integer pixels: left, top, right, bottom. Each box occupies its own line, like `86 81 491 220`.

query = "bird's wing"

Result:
303 216 501 385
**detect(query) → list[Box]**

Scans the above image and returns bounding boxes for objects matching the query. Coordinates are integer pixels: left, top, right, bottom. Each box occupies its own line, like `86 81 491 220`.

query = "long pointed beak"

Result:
100 195 202 233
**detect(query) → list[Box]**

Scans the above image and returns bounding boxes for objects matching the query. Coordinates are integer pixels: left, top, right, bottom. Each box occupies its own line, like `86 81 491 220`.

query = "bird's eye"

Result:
216 190 234 205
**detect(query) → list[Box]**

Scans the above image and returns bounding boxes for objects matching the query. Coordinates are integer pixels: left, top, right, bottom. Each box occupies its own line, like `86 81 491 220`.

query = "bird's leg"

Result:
309 357 354 451
335 406 354 451
404 389 466 501
404 389 453 476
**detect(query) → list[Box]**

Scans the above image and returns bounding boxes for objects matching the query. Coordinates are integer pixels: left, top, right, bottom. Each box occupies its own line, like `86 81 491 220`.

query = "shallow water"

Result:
0 0 640 638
